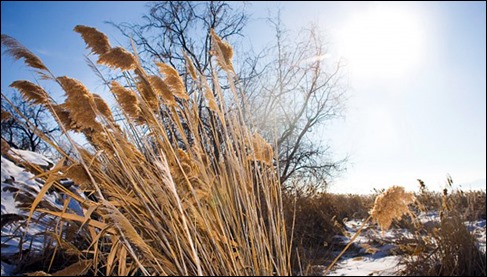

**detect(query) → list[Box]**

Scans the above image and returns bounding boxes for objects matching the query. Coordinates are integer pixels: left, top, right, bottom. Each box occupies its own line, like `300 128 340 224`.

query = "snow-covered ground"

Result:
1 148 85 276
325 214 486 276
466 219 487 253
328 255 401 276
323 218 405 276
8 148 53 168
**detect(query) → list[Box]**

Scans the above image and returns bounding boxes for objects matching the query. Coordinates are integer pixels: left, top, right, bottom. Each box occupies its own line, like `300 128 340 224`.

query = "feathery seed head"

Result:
10 80 50 105
50 104 76 132
183 52 198 81
73 25 111 55
57 76 103 131
110 81 143 122
156 62 189 100
97 47 137 71
146 75 176 106
93 93 114 122
249 132 274 166
136 77 159 110
1 109 12 122
370 186 415 232
203 82 219 113
64 164 91 188
1 34 48 71
210 29 234 71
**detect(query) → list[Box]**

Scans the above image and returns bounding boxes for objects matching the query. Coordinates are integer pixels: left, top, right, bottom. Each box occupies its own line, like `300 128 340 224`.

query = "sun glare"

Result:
338 5 423 79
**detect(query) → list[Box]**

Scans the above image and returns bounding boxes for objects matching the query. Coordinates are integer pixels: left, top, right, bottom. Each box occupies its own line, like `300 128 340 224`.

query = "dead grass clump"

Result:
401 211 486 276
415 178 486 221
400 178 486 276
330 193 374 220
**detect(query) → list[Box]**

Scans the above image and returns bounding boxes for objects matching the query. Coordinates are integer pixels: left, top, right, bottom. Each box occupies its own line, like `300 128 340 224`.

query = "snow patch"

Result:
328 255 401 276
9 148 53 167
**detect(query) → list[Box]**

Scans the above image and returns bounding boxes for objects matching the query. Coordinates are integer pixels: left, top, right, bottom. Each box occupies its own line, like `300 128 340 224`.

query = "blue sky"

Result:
2 1 486 194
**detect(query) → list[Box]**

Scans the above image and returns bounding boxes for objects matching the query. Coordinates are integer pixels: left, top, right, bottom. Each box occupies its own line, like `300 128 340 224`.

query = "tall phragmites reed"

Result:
1 25 290 276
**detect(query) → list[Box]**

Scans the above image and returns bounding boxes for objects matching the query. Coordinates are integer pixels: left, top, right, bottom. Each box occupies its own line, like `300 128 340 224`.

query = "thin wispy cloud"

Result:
34 48 53 57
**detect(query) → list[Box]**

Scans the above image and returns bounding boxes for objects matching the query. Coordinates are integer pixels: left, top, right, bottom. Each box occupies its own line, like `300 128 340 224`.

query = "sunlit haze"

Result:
337 5 423 79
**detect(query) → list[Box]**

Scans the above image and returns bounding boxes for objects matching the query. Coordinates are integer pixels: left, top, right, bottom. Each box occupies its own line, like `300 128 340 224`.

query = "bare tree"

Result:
108 1 254 162
1 94 60 154
109 1 247 76
109 2 347 189
247 18 347 189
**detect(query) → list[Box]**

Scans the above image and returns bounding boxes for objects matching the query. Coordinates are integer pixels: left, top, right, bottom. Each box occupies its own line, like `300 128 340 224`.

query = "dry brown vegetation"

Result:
399 179 486 276
281 182 485 276
282 191 373 274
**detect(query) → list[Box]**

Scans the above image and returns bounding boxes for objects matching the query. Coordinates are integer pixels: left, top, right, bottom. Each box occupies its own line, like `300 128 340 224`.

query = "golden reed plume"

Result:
156 62 189 100
73 25 111 55
1 109 12 122
9 80 49 105
370 186 416 231
98 47 137 71
210 29 234 71
1 34 48 71
146 75 177 106
183 52 198 81
57 76 102 132
110 81 142 122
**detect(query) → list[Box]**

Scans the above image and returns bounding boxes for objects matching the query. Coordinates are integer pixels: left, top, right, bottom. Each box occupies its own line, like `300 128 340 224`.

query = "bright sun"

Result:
338 5 423 79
